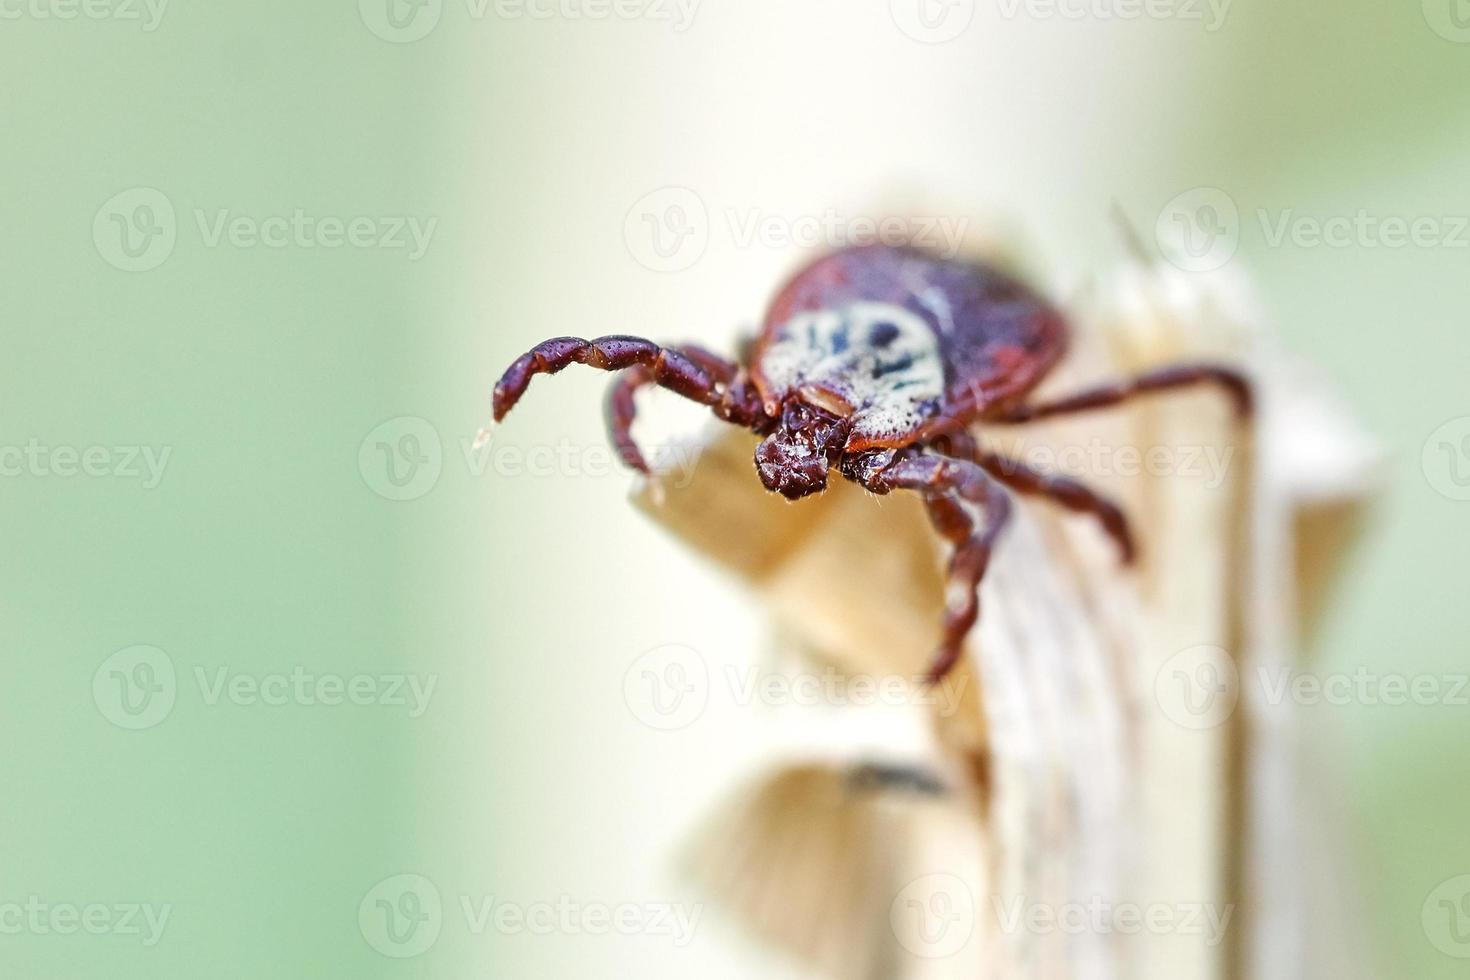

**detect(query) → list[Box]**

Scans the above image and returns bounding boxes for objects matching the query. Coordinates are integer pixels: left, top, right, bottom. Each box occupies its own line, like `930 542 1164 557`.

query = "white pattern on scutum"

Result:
761 301 945 442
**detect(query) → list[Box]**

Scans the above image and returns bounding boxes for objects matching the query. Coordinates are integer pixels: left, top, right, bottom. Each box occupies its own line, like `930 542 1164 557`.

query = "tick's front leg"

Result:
603 344 745 473
858 452 1012 683
492 335 726 422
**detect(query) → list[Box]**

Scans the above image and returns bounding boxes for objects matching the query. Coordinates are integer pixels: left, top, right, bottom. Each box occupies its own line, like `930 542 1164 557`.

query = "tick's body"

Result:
491 244 1249 681
751 246 1064 449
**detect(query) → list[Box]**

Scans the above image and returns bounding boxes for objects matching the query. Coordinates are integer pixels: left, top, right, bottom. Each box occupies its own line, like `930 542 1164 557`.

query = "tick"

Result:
488 244 1250 681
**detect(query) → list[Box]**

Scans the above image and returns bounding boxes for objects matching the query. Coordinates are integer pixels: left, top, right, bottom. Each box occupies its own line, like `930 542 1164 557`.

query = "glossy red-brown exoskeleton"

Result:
490 244 1250 681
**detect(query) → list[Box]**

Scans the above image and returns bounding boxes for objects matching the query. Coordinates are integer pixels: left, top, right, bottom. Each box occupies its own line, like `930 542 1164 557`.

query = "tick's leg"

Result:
991 363 1252 424
935 431 1135 563
922 493 1002 683
493 336 731 423
859 452 1012 682
603 344 743 473
978 450 1135 563
606 366 655 473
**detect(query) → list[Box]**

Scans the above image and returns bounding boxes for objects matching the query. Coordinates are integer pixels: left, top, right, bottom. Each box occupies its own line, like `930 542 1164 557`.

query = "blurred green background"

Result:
2 1 1468 977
